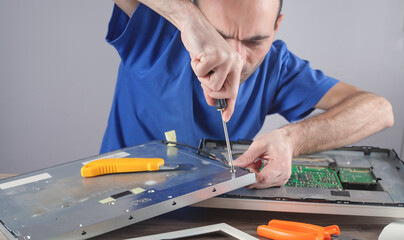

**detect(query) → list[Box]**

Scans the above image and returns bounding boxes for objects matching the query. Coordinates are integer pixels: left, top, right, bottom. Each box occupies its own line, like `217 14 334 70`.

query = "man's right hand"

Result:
181 17 243 122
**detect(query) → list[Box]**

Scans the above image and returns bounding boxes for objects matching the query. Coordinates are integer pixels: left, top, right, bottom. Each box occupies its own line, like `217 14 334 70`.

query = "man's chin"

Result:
240 58 265 85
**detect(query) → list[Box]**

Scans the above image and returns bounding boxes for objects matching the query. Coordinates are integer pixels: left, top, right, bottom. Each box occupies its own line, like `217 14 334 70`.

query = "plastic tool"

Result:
214 99 235 173
81 158 185 177
257 219 340 240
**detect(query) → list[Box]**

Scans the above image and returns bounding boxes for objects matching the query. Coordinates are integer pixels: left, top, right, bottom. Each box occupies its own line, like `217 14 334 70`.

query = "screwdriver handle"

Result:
214 99 227 111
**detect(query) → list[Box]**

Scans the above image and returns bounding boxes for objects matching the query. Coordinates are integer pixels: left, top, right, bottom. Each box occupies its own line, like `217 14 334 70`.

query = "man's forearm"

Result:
284 92 394 156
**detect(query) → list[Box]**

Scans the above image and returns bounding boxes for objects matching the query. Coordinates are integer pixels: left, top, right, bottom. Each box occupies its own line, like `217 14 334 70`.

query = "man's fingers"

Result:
222 98 235 122
240 159 262 175
192 52 240 92
248 173 279 189
207 65 230 91
202 86 233 99
234 142 264 168
246 160 263 173
202 88 215 106
196 69 231 92
201 84 235 119
209 68 240 121
191 57 229 92
248 162 292 189
191 56 218 80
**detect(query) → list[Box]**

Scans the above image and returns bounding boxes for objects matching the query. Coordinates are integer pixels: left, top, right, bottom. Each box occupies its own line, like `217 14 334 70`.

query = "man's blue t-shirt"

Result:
100 4 338 154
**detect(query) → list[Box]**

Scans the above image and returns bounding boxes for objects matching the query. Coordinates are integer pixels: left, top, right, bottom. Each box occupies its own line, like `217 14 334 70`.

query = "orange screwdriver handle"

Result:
257 225 319 240
81 158 165 177
267 220 340 240
324 225 340 237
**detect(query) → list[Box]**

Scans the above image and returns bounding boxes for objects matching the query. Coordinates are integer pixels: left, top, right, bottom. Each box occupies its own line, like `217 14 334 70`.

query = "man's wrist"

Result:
281 123 304 157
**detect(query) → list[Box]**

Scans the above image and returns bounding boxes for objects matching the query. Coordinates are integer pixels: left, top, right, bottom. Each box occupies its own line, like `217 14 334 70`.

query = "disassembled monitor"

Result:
195 139 404 218
0 141 255 240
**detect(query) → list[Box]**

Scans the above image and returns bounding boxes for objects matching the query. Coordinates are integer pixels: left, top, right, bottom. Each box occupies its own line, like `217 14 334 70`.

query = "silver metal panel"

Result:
222 187 394 204
194 198 404 218
0 141 255 240
326 150 373 168
369 151 404 202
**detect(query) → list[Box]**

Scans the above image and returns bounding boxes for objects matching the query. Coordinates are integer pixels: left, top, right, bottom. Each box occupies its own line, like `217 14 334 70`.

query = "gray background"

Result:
1 0 403 174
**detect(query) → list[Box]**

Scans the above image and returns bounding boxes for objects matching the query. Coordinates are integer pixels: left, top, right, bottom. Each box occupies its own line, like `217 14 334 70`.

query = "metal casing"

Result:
0 141 255 239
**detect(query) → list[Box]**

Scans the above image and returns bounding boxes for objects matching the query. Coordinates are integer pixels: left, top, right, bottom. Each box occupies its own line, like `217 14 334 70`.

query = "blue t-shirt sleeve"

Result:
106 3 177 72
269 41 339 122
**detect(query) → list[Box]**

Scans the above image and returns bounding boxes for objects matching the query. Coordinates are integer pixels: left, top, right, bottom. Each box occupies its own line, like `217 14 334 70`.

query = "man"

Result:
101 0 394 188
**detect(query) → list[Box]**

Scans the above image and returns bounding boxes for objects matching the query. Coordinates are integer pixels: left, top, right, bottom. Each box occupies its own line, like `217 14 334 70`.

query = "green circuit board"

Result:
285 165 343 190
208 143 375 190
338 168 376 184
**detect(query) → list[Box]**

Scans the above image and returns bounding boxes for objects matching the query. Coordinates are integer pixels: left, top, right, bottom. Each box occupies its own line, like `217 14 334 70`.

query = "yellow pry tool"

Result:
81 158 184 177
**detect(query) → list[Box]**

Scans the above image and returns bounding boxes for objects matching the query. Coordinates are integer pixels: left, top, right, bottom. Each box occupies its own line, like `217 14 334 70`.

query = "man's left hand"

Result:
234 129 294 189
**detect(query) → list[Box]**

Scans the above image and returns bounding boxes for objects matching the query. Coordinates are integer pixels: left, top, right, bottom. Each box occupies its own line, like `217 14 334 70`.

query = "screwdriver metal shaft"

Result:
214 99 235 173
220 111 235 173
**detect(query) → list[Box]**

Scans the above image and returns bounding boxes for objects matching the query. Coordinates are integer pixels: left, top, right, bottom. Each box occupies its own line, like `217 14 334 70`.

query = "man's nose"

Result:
228 40 247 65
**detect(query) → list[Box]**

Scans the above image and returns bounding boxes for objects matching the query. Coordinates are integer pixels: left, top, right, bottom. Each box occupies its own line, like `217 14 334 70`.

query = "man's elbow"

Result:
376 95 394 129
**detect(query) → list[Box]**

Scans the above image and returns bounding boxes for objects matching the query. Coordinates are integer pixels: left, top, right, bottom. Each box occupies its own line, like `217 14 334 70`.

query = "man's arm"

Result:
289 82 394 155
235 82 394 188
113 0 242 121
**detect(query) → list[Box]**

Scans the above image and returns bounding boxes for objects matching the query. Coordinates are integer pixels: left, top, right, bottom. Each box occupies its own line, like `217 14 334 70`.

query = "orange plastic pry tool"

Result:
81 158 165 177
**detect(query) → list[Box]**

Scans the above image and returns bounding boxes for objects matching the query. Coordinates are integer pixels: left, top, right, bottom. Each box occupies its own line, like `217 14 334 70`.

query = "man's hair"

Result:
194 0 283 30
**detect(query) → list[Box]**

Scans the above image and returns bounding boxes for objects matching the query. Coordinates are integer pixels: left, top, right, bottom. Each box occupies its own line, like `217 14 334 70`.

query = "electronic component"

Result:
285 165 343 190
338 167 378 190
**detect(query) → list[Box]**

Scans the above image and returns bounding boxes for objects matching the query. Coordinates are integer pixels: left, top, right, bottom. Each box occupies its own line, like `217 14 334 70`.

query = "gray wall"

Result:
0 1 120 174
1 0 403 174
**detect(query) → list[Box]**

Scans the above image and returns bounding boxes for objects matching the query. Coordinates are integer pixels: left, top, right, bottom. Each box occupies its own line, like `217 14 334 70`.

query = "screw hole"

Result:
172 201 176 206
81 231 87 236
212 188 216 192
129 215 133 220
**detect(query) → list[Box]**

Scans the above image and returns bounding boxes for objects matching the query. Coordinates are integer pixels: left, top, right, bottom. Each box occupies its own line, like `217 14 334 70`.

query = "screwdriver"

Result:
214 99 235 173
